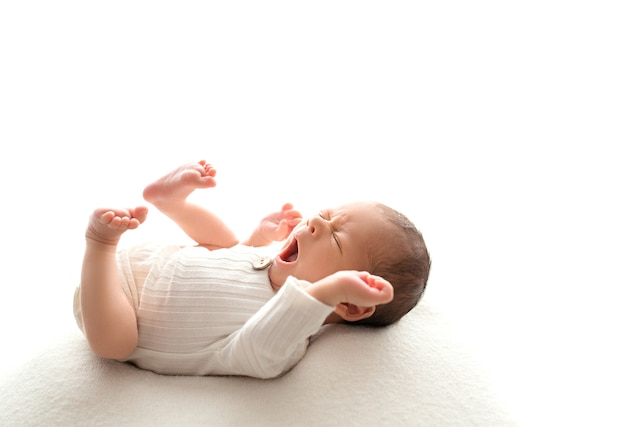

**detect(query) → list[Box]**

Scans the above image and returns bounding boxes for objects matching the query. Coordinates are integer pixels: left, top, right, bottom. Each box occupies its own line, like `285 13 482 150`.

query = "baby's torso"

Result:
135 244 276 354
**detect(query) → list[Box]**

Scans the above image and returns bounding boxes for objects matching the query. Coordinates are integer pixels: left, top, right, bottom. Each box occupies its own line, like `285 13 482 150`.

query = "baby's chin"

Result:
267 263 288 291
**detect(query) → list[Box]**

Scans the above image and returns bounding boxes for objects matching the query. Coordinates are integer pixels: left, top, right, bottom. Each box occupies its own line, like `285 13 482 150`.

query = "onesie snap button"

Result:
253 256 273 270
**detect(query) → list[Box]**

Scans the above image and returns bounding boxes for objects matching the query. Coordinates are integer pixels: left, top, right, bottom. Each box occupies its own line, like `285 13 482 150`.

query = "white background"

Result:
1 1 625 425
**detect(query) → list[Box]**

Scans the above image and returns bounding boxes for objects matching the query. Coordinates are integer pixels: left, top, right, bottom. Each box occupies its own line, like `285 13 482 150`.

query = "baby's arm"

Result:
210 273 392 378
244 203 302 247
143 161 239 249
210 277 335 378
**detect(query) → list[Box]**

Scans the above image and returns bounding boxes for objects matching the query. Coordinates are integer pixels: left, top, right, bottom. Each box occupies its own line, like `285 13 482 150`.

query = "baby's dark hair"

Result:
355 203 431 327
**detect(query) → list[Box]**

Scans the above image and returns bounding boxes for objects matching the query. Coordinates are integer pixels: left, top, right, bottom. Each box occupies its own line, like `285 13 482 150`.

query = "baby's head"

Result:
354 202 430 326
269 201 430 326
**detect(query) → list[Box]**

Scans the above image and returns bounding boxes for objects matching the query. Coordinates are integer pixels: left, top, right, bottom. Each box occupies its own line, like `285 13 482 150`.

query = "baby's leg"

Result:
142 161 238 248
142 160 217 213
79 207 148 360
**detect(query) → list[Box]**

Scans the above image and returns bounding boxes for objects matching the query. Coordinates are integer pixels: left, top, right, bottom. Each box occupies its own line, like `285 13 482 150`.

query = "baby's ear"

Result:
335 303 375 322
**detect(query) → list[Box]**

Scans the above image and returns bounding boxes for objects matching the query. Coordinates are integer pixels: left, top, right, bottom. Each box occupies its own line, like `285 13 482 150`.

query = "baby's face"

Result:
268 201 387 288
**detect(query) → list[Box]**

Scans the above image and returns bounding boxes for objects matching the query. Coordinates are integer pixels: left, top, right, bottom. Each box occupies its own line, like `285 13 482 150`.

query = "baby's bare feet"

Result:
86 207 149 246
143 160 217 210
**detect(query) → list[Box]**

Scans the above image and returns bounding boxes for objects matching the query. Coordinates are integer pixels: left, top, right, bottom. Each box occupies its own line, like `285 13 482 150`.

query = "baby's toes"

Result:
107 216 124 229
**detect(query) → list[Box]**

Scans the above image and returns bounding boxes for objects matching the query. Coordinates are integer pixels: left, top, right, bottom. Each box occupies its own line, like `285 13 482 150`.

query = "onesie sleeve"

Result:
211 276 335 379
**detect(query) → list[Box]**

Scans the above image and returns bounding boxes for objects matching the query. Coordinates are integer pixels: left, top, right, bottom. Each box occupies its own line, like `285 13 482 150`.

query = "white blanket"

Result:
0 298 516 426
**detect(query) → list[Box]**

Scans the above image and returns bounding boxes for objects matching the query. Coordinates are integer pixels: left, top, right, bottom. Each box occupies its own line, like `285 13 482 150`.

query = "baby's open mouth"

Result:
279 238 299 263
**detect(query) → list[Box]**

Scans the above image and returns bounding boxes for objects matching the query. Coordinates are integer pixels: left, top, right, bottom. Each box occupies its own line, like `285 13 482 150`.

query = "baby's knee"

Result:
87 331 138 360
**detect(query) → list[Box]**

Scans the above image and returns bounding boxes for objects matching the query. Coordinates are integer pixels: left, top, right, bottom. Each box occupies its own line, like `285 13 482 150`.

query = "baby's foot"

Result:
86 207 149 246
143 160 217 210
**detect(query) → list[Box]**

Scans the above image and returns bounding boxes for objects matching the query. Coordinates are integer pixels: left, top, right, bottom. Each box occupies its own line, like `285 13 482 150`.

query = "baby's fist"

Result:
341 271 394 306
309 270 393 308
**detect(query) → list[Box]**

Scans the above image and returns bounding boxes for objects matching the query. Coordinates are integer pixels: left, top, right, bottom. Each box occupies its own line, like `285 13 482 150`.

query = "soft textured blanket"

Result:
0 298 515 426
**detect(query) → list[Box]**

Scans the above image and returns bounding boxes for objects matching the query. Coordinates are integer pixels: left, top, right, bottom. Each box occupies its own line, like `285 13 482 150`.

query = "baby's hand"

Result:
308 271 394 308
255 203 303 243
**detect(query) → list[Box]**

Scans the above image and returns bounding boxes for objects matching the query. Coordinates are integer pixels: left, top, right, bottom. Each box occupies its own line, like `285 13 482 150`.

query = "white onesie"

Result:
74 243 334 379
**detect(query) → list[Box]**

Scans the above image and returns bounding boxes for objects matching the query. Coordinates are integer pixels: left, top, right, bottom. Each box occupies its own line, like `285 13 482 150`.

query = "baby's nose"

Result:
306 216 323 235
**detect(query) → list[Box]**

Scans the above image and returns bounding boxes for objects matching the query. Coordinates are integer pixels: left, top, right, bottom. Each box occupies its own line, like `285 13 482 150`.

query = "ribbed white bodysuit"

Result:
74 243 333 379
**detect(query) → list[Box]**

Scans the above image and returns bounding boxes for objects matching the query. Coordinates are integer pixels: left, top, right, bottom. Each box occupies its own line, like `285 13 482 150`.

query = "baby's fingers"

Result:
275 219 289 235
280 203 302 220
287 218 303 227
363 273 394 303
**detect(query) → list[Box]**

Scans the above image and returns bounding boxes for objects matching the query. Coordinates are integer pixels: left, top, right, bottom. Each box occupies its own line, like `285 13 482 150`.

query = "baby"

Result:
74 161 431 379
